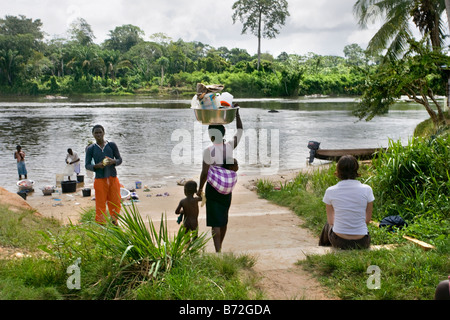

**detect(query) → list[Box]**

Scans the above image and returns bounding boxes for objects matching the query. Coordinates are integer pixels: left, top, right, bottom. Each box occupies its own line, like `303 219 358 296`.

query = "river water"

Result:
0 95 428 193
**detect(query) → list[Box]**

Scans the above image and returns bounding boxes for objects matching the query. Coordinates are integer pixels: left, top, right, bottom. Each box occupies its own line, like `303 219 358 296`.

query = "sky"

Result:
0 0 405 57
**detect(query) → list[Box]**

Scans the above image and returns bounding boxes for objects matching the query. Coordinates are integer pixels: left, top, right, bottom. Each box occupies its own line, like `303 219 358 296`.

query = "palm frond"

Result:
82 201 210 278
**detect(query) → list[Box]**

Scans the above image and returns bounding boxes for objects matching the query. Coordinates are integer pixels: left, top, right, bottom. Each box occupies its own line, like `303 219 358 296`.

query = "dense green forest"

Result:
0 15 375 97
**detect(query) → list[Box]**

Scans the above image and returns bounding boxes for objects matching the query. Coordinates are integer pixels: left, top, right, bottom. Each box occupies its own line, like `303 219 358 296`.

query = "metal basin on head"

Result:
192 107 238 125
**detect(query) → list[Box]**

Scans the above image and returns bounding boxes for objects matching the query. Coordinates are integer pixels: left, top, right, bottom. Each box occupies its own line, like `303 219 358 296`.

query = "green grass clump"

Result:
0 204 260 300
300 240 449 300
370 133 449 243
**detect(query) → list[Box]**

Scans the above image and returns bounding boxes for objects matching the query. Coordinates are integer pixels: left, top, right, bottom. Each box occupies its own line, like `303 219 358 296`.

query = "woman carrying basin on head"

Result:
197 109 243 252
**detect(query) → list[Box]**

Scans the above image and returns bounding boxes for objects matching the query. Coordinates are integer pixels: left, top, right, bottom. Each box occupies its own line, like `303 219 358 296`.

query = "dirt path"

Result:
2 171 335 300
203 174 334 300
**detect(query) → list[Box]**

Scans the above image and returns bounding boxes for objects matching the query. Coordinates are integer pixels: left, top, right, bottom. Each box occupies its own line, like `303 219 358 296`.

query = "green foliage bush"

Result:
369 133 449 243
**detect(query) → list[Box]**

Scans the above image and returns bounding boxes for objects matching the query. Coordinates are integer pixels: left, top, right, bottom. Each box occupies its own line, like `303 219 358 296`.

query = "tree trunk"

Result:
257 9 262 71
430 12 441 49
422 98 439 128
7 56 13 86
406 87 439 128
446 0 450 111
428 88 446 126
446 0 450 31
448 76 450 112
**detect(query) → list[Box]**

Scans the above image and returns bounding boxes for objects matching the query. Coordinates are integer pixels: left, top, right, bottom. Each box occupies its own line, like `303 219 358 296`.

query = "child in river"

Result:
14 145 27 180
175 180 202 235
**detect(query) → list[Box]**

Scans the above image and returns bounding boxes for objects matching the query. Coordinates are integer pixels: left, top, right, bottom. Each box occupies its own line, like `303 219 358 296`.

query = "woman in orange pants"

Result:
93 176 121 224
85 125 123 224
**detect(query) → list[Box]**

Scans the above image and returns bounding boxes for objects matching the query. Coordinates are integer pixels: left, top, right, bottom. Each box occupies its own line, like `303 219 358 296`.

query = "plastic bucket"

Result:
82 188 91 197
135 181 142 189
219 92 233 107
61 181 77 193
77 175 84 183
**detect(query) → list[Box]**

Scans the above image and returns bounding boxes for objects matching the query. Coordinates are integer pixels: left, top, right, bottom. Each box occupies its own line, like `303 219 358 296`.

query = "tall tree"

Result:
0 15 45 85
0 49 22 86
232 0 289 70
103 24 144 53
68 18 95 46
125 41 163 81
343 43 368 67
156 56 169 86
353 0 446 61
0 15 43 42
411 0 446 49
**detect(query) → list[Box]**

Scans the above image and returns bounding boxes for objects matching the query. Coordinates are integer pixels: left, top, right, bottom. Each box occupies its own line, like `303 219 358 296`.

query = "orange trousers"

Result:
94 177 121 223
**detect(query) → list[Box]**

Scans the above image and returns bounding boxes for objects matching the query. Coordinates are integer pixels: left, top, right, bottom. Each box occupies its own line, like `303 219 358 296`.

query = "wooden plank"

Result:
370 244 398 251
403 235 436 251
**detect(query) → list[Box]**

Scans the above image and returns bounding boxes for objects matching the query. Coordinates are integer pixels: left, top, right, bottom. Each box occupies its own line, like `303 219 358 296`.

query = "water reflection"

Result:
0 96 428 192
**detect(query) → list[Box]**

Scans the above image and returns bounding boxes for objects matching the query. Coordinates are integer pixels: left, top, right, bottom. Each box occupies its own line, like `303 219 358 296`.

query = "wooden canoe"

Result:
314 147 385 161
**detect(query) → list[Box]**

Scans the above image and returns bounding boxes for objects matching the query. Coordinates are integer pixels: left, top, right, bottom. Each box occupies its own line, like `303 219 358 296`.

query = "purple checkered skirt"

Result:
207 165 237 195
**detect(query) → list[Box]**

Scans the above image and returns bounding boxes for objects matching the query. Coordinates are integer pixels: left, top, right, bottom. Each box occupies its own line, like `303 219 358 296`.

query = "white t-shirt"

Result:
323 179 375 235
203 141 235 166
66 151 81 174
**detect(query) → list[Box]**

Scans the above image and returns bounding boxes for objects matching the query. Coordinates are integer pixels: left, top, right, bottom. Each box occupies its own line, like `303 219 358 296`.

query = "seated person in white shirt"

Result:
319 155 374 250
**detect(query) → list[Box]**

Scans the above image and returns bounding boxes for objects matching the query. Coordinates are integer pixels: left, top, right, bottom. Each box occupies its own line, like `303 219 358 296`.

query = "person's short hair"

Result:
208 125 225 142
92 124 105 133
184 180 197 194
336 155 360 180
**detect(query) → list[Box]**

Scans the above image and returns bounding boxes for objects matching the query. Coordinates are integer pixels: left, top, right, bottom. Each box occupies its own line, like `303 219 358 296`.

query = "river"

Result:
0 95 428 193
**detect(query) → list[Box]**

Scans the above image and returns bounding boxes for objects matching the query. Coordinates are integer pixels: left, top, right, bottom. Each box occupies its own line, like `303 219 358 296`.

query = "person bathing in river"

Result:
175 180 202 238
85 125 123 225
197 108 243 252
14 145 27 180
319 155 374 249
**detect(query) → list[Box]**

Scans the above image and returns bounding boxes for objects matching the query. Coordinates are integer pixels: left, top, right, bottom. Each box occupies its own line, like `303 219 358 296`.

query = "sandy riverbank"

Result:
1 169 334 299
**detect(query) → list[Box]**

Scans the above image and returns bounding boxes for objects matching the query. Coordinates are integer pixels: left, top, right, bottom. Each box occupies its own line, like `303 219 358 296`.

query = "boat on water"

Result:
307 141 385 163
